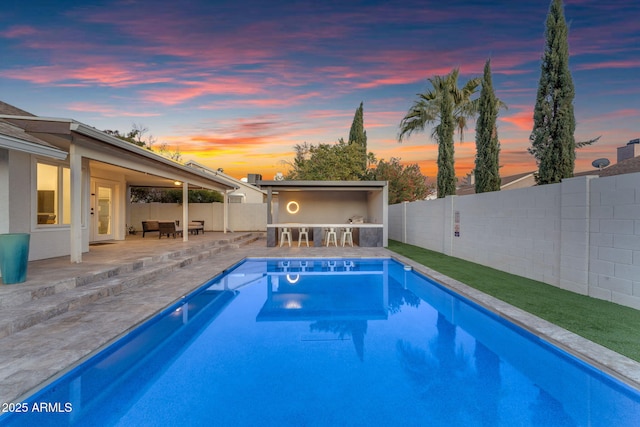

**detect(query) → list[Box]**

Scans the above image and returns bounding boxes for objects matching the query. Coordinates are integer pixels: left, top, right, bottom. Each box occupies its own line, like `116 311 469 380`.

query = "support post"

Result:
70 143 83 263
182 181 189 241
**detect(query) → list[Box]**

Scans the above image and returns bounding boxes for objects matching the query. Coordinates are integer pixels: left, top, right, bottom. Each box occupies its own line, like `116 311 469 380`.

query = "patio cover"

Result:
0 113 237 262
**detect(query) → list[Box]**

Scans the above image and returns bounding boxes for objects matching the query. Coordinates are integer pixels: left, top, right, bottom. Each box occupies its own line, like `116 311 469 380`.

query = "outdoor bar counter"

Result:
266 223 384 247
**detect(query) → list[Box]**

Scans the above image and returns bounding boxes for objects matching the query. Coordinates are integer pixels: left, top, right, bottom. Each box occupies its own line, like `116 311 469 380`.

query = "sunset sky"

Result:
1 0 638 181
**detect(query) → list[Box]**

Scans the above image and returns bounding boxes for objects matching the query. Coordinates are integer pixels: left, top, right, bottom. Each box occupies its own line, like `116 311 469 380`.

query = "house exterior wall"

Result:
28 155 87 261
389 173 640 310
129 202 267 232
0 151 78 261
229 185 265 203
0 149 9 234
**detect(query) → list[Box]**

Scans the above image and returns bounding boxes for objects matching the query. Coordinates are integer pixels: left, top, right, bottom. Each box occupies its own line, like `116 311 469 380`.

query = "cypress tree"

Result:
528 0 576 185
348 102 368 177
437 88 456 198
475 59 501 193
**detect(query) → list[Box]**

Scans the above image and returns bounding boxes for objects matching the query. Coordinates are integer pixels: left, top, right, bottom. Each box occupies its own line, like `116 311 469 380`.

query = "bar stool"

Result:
298 227 309 247
279 227 292 247
326 227 337 246
341 227 353 247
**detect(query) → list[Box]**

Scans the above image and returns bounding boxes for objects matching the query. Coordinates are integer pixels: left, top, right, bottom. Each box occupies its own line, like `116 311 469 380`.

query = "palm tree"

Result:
399 68 480 198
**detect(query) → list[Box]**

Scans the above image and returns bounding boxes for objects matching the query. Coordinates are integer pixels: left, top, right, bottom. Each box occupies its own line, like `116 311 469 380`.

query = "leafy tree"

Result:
474 59 502 193
285 102 375 180
285 139 371 180
528 0 597 184
130 188 223 203
105 123 182 162
399 68 480 198
372 158 430 204
348 102 368 174
105 123 155 148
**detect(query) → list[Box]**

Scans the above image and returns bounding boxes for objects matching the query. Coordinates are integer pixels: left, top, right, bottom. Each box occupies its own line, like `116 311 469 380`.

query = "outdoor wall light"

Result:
286 201 300 214
174 181 182 186
286 274 300 284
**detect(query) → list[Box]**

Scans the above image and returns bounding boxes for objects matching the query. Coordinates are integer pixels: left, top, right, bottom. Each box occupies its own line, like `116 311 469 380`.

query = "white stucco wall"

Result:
129 202 267 232
389 173 640 310
0 149 9 234
276 191 369 224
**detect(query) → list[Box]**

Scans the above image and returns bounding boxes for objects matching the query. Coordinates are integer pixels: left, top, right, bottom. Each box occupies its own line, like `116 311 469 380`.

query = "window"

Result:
37 162 70 225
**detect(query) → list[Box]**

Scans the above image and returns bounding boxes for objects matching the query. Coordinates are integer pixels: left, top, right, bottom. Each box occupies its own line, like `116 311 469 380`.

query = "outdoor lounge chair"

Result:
142 220 160 237
188 220 205 235
158 221 183 238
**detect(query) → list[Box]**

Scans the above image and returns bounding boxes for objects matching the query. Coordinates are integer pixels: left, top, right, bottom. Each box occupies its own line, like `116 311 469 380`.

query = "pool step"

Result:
0 232 261 339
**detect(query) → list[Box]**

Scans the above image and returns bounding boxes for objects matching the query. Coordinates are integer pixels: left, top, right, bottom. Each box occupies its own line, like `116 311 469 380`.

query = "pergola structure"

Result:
257 180 388 247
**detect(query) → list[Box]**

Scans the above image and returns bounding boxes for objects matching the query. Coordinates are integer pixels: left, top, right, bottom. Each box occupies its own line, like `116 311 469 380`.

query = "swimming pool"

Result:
2 258 639 426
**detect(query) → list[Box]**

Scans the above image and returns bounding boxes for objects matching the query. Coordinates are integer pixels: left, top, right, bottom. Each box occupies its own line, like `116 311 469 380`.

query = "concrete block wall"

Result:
589 173 640 309
389 172 640 310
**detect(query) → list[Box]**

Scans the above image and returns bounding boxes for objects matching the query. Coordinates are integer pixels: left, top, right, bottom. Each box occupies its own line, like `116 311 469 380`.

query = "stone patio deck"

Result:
0 232 638 406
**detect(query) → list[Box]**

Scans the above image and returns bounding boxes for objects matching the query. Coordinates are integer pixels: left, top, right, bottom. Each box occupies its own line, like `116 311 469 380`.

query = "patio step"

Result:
0 232 261 339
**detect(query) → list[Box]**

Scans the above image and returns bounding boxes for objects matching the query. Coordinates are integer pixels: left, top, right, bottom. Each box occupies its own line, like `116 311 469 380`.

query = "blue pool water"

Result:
2 258 639 426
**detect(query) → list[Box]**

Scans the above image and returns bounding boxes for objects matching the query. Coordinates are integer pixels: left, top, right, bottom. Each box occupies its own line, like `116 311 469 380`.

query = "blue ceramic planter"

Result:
0 233 30 284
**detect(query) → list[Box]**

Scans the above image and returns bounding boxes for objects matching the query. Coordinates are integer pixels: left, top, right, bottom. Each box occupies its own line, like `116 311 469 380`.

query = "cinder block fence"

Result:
389 173 640 310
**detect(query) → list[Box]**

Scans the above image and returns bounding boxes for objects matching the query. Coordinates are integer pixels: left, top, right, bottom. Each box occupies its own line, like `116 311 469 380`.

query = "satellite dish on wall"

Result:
591 158 610 170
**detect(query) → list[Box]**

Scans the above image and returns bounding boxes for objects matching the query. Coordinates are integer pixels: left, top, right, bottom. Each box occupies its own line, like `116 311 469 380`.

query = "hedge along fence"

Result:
129 202 267 232
389 173 640 310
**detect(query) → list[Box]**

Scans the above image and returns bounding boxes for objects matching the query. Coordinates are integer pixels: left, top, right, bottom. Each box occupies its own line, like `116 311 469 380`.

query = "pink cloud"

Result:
500 108 533 132
65 102 161 118
575 59 640 71
0 25 37 38
1 63 173 87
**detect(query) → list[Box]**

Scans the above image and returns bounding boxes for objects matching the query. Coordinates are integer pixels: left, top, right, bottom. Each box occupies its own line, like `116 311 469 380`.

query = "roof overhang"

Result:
0 114 236 191
71 123 236 191
0 119 68 160
0 133 68 160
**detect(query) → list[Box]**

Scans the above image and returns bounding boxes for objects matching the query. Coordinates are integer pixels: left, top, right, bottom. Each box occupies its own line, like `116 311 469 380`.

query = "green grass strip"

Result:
388 240 640 363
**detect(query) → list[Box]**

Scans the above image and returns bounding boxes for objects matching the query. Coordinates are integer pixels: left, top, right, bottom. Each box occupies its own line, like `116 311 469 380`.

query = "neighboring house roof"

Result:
597 155 640 177
573 156 640 178
456 171 536 196
0 100 36 117
184 160 267 195
501 171 536 188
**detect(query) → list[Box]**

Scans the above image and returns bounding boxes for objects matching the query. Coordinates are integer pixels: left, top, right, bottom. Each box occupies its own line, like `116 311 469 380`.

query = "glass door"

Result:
93 182 115 241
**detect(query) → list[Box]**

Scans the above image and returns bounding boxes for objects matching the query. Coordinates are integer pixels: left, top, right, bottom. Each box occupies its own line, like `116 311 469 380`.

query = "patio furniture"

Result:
341 227 353 247
188 220 205 235
279 227 292 247
141 220 160 237
298 227 309 247
158 221 183 239
325 227 337 247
